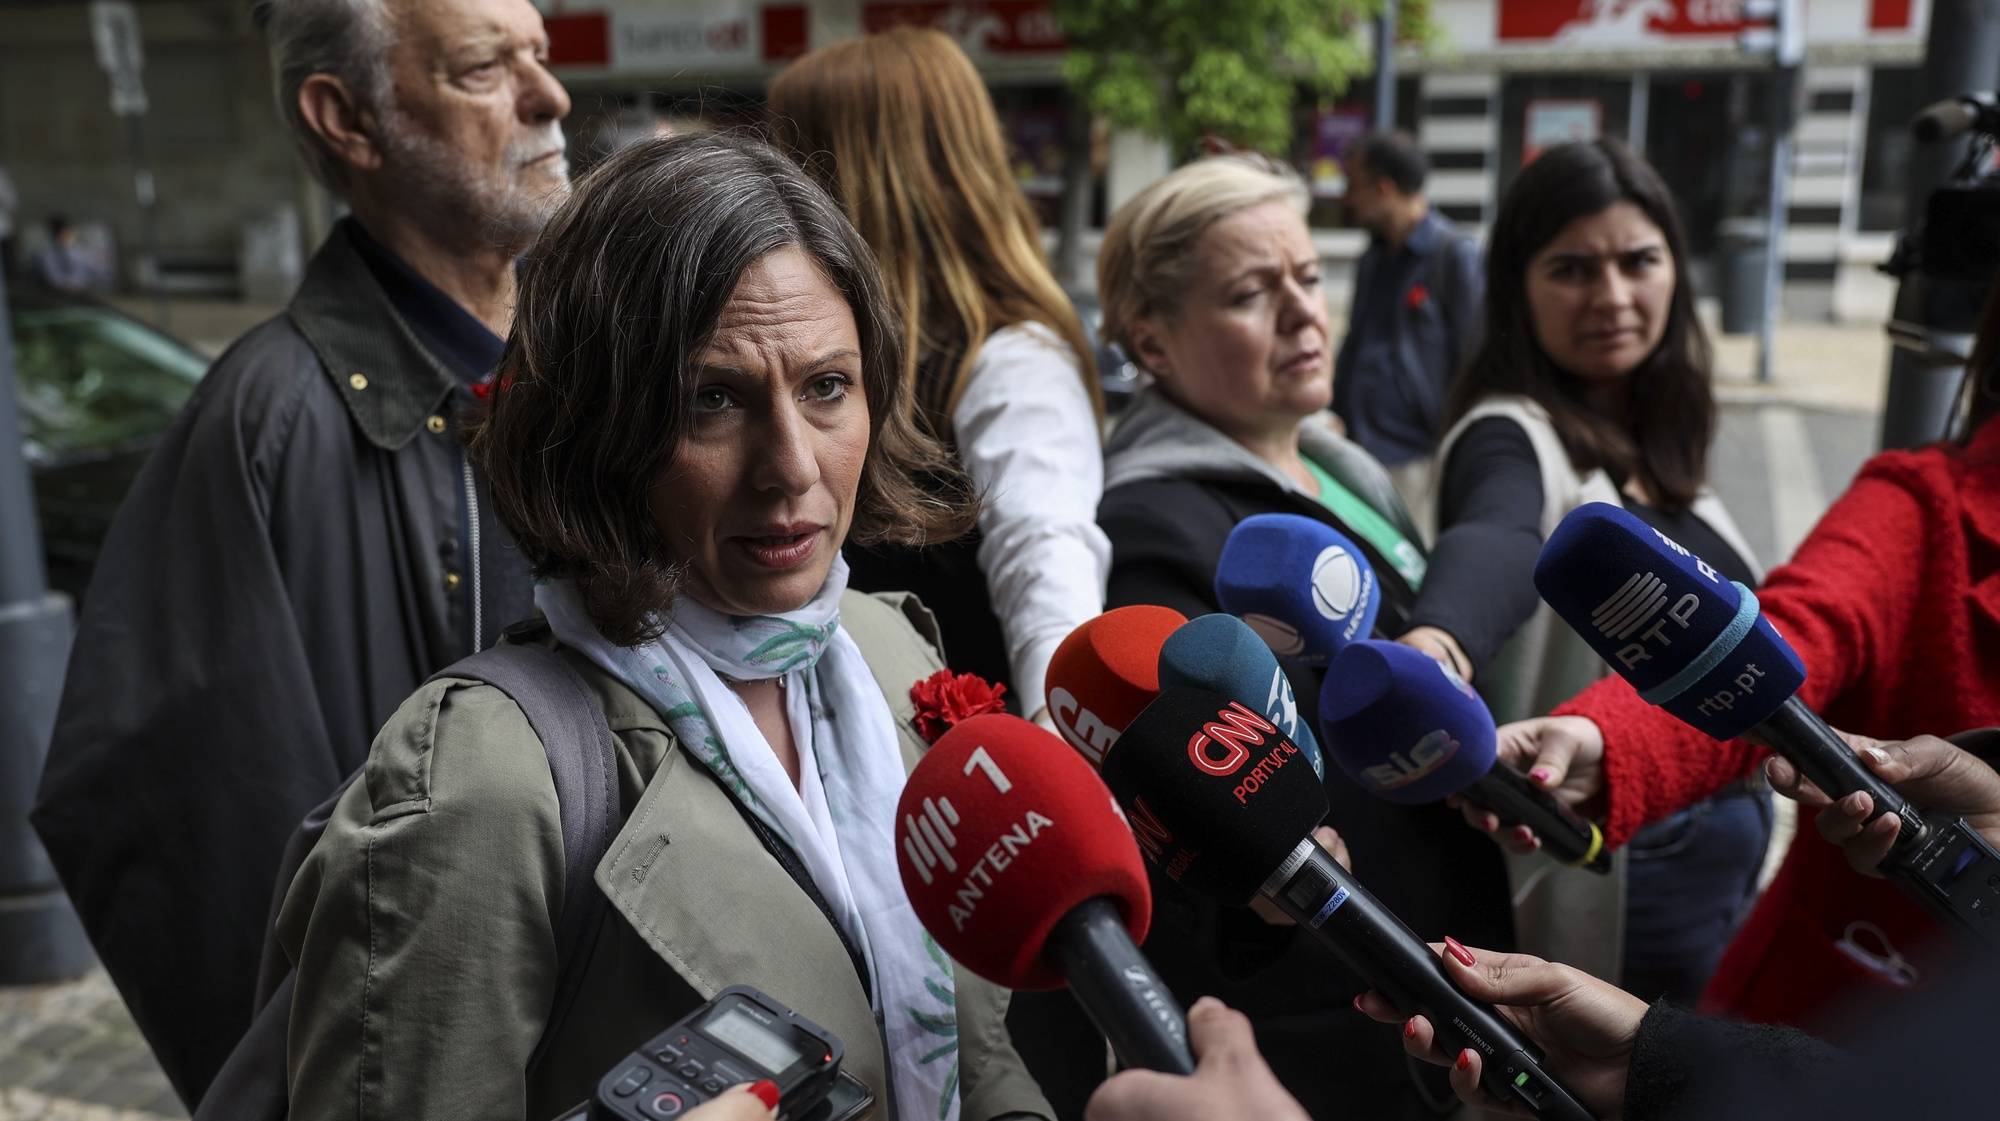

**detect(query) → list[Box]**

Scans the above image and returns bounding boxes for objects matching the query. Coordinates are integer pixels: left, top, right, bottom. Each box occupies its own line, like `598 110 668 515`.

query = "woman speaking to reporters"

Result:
276 133 1050 1121
767 27 1107 722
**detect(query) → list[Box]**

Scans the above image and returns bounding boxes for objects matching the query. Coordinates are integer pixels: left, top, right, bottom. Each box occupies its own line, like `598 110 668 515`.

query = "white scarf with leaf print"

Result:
536 556 961 1121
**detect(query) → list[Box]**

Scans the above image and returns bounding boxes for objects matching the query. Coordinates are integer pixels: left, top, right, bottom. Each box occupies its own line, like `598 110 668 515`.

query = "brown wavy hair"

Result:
766 27 1101 440
470 132 976 645
1444 139 1715 510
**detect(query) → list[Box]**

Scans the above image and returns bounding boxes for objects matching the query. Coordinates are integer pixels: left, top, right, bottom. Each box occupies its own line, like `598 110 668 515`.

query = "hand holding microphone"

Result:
1534 502 2000 945
1459 716 1609 855
1084 998 1310 1121
1355 943 1645 1120
1319 641 1611 873
1098 686 1599 1120
1767 731 2000 879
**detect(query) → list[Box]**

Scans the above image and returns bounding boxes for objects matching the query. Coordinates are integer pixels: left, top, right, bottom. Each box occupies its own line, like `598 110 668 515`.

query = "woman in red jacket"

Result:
1484 284 2000 1030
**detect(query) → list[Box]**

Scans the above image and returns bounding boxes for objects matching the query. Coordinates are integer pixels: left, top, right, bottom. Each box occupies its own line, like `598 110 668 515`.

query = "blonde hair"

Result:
1097 155 1311 370
768 27 1101 436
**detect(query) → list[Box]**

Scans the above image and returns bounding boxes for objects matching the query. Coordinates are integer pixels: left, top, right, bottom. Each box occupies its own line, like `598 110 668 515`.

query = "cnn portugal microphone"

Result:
1099 687 1597 1121
1319 640 1609 873
1158 612 1324 777
896 714 1195 1073
1535 502 2000 945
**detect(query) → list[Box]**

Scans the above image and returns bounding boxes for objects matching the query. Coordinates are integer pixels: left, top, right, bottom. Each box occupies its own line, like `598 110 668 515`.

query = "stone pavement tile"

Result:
0 973 182 1121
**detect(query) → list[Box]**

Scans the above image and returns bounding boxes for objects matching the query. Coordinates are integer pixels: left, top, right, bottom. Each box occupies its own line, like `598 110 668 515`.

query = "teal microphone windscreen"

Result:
1214 514 1380 663
1318 640 1496 805
1534 502 1805 740
1158 613 1324 778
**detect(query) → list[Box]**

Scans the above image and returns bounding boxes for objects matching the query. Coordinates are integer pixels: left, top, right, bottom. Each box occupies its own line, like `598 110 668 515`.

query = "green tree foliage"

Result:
1055 0 1432 154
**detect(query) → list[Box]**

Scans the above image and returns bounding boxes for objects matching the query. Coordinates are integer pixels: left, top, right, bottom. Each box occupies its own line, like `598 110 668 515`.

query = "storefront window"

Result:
1292 76 1419 229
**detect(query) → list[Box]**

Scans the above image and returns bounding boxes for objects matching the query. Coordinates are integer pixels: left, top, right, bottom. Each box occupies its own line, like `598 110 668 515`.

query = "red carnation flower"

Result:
910 669 1008 745
1406 282 1430 310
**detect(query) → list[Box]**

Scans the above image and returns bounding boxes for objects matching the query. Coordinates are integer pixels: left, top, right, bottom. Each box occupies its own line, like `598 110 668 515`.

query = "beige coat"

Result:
279 591 1053 1121
1429 395 1763 987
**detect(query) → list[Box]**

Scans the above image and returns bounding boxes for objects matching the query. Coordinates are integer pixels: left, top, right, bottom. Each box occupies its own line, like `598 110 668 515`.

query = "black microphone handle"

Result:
1046 897 1196 1074
1261 840 1598 1121
1754 698 2000 946
1751 696 1930 851
1465 766 1612 874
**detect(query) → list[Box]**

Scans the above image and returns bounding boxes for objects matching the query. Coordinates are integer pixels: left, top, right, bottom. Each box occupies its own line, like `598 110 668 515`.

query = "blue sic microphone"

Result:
1214 514 1381 664
1535 502 2000 944
1319 640 1609 873
1158 613 1324 778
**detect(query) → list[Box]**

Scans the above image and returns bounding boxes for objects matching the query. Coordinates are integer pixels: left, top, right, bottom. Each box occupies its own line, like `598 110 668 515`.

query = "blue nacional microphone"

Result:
1319 640 1609 873
1158 613 1324 777
1535 502 2000 944
1214 514 1380 663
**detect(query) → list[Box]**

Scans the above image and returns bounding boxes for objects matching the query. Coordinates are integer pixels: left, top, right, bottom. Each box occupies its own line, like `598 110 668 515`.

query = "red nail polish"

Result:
1530 768 1552 786
1404 1017 1419 1039
1352 994 1366 1012
1456 1049 1474 1072
1444 936 1476 967
749 1080 780 1110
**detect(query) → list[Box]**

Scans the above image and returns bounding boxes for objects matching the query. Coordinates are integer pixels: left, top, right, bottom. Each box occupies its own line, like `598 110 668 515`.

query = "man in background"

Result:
31 0 569 1104
1333 131 1483 503
29 216 113 293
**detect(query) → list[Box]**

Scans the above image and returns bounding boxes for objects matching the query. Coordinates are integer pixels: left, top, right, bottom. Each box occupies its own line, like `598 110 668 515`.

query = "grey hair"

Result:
253 0 395 191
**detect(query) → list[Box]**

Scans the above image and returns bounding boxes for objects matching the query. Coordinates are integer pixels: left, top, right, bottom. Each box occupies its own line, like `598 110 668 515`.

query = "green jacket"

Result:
279 591 1054 1121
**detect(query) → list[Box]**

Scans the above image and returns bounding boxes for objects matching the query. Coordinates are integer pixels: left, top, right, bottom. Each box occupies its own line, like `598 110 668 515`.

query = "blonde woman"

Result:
768 28 1106 726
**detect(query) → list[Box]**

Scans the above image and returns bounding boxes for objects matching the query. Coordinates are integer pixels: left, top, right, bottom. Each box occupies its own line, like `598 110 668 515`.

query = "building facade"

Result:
538 0 1934 321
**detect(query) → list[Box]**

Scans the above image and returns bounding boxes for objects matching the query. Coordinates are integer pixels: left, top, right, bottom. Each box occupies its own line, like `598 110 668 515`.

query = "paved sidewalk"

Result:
0 971 182 1121
1707 319 1895 415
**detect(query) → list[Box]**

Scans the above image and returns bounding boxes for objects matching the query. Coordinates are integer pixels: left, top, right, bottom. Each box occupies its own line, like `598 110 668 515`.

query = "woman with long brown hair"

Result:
1397 139 1771 999
768 27 1105 727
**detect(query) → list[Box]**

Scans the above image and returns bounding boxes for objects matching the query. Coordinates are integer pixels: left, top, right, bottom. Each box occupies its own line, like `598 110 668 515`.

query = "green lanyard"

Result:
1302 458 1428 589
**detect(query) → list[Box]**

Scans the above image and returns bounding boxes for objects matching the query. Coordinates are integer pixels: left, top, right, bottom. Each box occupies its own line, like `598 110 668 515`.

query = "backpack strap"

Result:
439 635 622 1073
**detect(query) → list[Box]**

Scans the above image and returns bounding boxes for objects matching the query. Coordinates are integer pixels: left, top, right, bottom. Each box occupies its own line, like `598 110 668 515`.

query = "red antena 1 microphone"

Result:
1101 688 1598 1121
896 713 1194 1074
1045 606 1186 769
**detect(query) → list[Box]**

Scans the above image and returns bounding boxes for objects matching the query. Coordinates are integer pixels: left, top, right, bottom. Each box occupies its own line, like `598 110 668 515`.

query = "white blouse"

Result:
950 322 1113 714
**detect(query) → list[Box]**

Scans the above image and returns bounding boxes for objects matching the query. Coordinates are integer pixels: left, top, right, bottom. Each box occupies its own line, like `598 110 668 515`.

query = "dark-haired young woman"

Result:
1391 139 1770 1000
1487 278 2000 1033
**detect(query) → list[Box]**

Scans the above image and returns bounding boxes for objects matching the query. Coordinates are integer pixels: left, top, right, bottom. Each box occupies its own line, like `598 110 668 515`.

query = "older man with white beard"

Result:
30 0 571 1106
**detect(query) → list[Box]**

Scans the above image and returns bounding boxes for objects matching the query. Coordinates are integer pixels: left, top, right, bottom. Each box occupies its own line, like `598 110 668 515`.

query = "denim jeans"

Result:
1621 784 1776 1002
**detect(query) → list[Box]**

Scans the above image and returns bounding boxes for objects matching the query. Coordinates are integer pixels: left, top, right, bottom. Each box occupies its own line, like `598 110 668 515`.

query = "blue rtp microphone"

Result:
1158 613 1324 778
1214 514 1380 663
1319 640 1609 873
1535 502 2000 944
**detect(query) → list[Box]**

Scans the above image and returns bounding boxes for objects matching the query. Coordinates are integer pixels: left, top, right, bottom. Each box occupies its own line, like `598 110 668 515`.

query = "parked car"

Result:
11 288 207 602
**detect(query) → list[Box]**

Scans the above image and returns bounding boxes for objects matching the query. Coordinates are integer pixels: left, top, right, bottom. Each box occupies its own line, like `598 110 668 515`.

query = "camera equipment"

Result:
585 986 855 1121
1884 91 2000 292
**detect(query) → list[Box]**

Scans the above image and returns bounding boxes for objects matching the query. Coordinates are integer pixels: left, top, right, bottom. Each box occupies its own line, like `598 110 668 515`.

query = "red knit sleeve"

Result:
1555 451 1942 847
